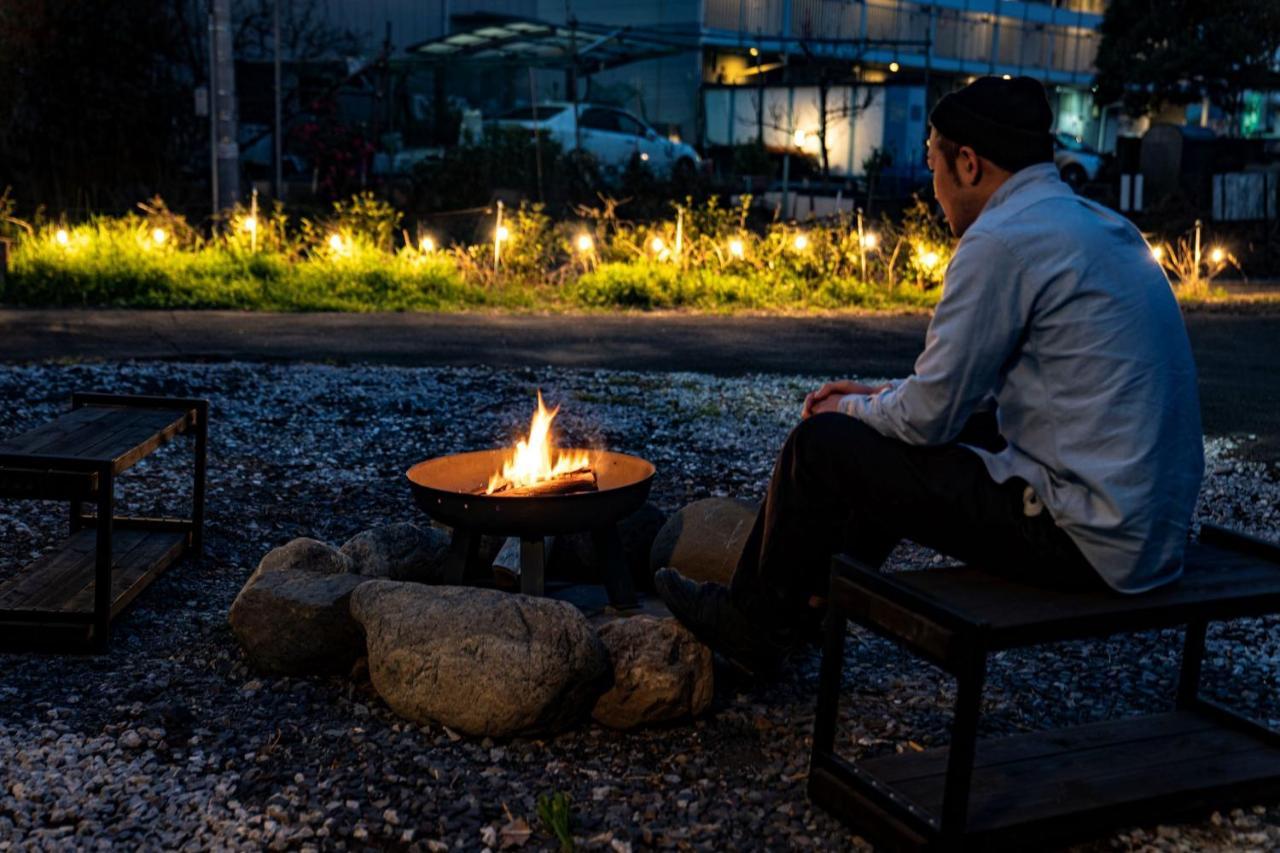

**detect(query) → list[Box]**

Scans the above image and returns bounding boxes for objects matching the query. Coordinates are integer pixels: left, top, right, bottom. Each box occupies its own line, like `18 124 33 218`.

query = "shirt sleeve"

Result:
838 232 1027 445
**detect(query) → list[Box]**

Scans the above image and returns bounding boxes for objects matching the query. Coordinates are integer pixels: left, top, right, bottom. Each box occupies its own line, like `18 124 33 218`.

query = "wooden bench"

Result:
808 524 1280 851
0 393 208 652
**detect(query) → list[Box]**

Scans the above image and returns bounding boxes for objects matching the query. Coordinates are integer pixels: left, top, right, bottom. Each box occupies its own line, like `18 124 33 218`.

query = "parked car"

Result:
494 102 702 180
1054 132 1105 190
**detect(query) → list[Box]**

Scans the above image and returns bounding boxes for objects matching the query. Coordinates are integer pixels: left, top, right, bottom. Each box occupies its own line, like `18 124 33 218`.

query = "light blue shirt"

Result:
840 163 1204 593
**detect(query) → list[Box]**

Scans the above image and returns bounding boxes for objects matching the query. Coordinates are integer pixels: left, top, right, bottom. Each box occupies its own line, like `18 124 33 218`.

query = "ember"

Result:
484 392 596 497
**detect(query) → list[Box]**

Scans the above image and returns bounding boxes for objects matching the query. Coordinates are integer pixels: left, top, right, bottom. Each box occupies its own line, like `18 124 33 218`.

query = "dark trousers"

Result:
729 412 1101 629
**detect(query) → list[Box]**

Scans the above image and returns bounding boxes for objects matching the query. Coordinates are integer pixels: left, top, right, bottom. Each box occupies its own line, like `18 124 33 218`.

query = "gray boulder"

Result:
350 581 610 736
256 536 353 576
228 537 367 675
341 522 450 583
592 616 713 730
648 498 758 585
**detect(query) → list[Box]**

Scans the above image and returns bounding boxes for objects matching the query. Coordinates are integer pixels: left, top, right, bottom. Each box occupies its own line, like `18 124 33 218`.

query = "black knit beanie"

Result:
929 76 1054 173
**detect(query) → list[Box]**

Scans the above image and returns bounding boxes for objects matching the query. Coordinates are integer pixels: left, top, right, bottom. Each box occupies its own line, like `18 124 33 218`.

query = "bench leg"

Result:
191 401 209 556
92 466 114 652
941 647 987 836
812 607 847 758
1177 620 1208 709
520 537 545 597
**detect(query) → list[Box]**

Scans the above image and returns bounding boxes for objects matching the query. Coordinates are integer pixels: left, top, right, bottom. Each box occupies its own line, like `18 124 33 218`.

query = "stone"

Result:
648 498 758 585
256 537 353 577
350 581 611 736
591 616 713 730
340 522 450 583
228 538 366 676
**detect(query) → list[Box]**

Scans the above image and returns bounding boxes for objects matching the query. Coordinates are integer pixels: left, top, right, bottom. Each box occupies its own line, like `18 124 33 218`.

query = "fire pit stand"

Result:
407 449 656 611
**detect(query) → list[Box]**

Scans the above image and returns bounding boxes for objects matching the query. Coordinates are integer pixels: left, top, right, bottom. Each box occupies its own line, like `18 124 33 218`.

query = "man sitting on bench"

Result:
655 76 1205 675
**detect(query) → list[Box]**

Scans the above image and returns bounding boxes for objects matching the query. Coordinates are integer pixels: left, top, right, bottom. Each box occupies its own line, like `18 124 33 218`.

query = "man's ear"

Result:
958 146 982 186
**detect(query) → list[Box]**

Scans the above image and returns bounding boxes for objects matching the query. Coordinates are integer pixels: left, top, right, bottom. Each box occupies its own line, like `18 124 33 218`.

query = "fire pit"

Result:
406 394 655 609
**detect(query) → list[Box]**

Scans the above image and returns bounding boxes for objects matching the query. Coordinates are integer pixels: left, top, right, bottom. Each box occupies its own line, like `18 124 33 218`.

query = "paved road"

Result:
2 309 1278 461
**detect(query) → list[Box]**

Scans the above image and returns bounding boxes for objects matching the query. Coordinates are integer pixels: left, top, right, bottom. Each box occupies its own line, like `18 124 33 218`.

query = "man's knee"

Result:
787 412 885 461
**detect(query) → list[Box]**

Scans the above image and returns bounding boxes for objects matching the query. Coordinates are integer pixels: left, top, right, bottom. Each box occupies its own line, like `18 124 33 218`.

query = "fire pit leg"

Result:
519 537 545 597
442 528 480 585
593 525 639 610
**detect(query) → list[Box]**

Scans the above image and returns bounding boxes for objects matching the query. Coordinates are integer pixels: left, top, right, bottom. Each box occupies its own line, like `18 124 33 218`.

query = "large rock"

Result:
592 616 713 730
648 498 758 585
228 537 366 675
256 537 353 576
350 581 611 736
341 522 450 583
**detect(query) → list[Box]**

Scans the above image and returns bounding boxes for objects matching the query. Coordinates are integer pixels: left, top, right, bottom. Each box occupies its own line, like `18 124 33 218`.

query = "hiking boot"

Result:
653 567 796 678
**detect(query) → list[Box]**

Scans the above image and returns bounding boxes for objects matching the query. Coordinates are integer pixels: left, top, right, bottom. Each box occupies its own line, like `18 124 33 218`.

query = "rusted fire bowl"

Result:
406 449 655 539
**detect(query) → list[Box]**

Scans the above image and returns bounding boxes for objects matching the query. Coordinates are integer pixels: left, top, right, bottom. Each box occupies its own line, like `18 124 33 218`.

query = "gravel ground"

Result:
0 360 1278 852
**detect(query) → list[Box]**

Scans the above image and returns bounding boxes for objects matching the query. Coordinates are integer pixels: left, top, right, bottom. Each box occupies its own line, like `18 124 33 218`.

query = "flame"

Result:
486 392 591 494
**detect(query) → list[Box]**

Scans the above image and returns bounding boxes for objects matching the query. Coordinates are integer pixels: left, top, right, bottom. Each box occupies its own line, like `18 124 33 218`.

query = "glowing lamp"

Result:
419 236 436 253
327 233 345 252
728 238 746 259
575 233 594 253
861 232 879 250
1210 247 1225 264
151 227 167 246
649 236 665 253
889 61 900 73
55 229 69 246
495 225 510 242
242 215 258 233
793 234 810 251
1151 245 1164 261
920 250 940 270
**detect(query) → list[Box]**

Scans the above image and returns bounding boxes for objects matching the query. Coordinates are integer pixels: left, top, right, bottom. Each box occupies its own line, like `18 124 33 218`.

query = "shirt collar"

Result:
976 162 1066 221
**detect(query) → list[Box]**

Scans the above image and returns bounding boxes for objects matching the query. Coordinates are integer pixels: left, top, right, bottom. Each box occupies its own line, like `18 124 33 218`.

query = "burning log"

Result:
485 467 598 497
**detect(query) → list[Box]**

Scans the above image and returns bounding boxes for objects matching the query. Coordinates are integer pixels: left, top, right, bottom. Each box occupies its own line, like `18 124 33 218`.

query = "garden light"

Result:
861 232 879 250
55 229 69 246
1002 74 1012 80
575 233 594 253
749 47 759 57
1151 245 1164 261
793 234 810 251
889 61 900 73
650 236 665 254
496 225 510 242
1210 247 1225 264
327 233 346 253
241 215 258 233
919 250 940 270
151 227 167 246
419 235 436 253
729 238 746 259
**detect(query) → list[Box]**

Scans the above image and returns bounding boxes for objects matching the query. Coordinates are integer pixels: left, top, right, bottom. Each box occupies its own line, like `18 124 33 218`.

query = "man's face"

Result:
926 128 966 236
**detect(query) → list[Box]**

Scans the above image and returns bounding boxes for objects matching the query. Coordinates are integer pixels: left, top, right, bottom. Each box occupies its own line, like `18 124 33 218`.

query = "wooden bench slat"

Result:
0 528 188 618
858 711 1280 836
0 405 190 474
861 711 1215 784
839 541 1280 649
0 529 155 610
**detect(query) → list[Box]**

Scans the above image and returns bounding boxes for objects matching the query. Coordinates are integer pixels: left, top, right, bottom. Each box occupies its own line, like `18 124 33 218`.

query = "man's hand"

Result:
802 380 892 419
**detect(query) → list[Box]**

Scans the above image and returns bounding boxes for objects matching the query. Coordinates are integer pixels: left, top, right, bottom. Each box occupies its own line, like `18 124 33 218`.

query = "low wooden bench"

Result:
808 524 1280 851
0 393 208 652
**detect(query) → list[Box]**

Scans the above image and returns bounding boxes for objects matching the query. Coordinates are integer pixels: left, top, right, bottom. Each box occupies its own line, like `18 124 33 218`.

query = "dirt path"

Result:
2 308 1277 462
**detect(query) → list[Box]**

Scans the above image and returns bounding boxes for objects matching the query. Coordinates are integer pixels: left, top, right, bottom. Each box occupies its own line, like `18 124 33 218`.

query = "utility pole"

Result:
212 0 241 209
273 0 283 199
